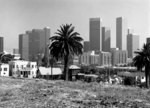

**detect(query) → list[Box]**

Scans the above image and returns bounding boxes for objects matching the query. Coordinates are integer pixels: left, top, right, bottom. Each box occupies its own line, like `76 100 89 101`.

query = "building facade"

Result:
19 27 50 62
99 51 111 66
0 37 4 53
9 60 37 78
111 48 128 66
79 51 111 66
116 17 127 50
0 64 9 77
90 53 99 65
13 49 19 54
19 34 29 60
102 27 111 52
79 52 91 66
127 33 139 58
84 41 90 52
90 18 102 51
146 37 150 44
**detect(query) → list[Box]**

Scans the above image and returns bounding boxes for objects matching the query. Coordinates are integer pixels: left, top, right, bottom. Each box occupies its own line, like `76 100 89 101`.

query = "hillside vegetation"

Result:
0 77 150 107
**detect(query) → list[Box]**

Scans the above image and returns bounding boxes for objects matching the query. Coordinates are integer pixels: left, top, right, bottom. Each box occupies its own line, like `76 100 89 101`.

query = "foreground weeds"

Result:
0 77 150 107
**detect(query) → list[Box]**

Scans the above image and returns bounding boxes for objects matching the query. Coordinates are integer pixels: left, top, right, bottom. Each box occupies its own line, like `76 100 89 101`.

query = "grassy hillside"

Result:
0 77 150 107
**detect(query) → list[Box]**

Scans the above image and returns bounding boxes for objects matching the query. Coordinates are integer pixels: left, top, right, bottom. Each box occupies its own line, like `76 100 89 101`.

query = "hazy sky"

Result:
0 0 149 52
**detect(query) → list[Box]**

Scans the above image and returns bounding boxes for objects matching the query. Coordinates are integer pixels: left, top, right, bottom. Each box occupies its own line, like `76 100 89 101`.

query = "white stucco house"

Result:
0 64 9 77
9 60 37 78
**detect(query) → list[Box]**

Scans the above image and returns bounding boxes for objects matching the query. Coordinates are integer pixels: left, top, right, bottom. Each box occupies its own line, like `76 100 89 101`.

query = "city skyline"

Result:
19 27 50 61
0 0 149 52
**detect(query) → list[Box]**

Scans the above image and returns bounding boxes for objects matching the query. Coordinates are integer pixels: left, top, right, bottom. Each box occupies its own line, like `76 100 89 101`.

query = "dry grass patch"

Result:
0 77 150 107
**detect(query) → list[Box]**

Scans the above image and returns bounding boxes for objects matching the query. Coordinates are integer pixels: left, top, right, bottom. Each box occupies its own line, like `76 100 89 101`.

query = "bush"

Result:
139 82 146 88
124 77 135 85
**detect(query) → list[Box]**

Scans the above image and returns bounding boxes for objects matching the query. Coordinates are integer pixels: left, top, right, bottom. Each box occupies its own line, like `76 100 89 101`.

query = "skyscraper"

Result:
102 27 111 52
0 37 4 53
116 17 127 50
146 37 150 44
19 27 50 61
127 33 139 58
90 18 102 51
83 41 90 52
19 34 29 60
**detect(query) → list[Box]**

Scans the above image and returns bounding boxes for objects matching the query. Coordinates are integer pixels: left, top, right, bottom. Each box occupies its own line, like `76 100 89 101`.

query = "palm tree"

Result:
133 43 150 88
49 57 56 80
49 24 83 81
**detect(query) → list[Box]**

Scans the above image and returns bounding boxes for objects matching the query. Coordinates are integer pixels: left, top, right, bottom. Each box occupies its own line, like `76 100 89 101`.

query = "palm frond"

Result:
133 43 150 70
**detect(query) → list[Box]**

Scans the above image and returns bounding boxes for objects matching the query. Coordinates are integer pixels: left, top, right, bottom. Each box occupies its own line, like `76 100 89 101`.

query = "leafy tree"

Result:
41 54 48 67
49 24 83 80
133 43 150 88
0 53 14 63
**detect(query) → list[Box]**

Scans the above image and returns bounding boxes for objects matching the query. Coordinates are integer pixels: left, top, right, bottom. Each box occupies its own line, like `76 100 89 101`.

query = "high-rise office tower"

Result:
127 31 139 58
90 18 102 51
116 17 127 50
102 27 111 52
19 34 29 60
146 37 150 44
127 34 139 58
19 27 50 61
84 41 90 52
0 37 4 53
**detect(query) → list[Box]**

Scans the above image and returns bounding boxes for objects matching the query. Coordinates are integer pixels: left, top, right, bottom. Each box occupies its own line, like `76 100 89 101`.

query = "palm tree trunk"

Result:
145 66 150 88
64 55 69 81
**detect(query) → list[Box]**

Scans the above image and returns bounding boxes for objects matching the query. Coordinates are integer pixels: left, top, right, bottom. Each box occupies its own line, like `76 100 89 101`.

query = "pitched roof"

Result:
39 67 62 75
69 65 80 69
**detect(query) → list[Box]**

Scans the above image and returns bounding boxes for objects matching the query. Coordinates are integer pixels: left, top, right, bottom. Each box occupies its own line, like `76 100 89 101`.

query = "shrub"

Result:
124 77 135 85
139 82 146 88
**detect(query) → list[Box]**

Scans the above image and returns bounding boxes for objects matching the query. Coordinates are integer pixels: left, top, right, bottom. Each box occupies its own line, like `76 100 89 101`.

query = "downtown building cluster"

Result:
0 17 145 67
19 27 50 62
80 17 140 66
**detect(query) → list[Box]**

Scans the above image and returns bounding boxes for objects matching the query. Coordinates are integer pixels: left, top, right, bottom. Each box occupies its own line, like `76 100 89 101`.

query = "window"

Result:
27 64 30 68
0 68 2 71
32 65 34 68
13 65 15 68
4 68 7 71
22 65 23 69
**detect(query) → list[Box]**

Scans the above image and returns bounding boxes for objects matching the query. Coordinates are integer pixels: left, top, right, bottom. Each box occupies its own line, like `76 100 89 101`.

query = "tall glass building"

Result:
89 18 102 51
116 17 127 50
19 27 50 62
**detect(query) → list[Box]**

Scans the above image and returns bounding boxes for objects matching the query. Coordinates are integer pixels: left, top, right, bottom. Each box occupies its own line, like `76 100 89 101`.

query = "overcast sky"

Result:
0 0 149 52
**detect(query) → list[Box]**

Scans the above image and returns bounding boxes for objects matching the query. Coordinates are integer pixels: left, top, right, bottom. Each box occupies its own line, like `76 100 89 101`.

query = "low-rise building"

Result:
80 51 112 66
111 48 128 66
99 51 111 66
79 51 91 66
90 52 99 65
9 60 37 78
0 64 9 77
